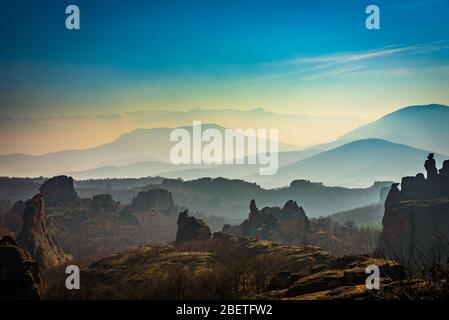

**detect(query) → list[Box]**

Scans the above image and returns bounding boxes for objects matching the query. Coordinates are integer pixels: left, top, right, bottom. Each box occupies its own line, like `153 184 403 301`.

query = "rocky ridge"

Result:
377 154 449 265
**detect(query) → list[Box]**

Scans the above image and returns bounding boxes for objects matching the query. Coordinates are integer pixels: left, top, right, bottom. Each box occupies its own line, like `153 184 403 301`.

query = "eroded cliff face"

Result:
379 198 449 262
377 155 449 265
16 194 72 269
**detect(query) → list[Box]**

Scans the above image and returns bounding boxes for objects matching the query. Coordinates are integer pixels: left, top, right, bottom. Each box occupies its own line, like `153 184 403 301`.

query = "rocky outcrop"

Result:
87 244 216 281
72 243 218 299
0 236 43 300
71 234 404 300
281 200 311 225
90 194 120 215
379 198 449 264
258 254 404 300
3 200 25 234
223 199 312 243
176 210 212 242
39 175 81 207
237 199 280 239
36 181 181 259
384 154 449 203
130 188 176 214
377 154 449 265
16 194 72 269
290 179 324 189
212 241 406 300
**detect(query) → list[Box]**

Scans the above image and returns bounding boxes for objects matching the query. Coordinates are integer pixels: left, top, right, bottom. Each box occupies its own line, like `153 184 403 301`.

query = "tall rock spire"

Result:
17 193 72 269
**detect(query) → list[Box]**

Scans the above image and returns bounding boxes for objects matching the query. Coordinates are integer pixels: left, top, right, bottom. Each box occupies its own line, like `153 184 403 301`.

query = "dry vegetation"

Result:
43 240 295 300
307 216 381 256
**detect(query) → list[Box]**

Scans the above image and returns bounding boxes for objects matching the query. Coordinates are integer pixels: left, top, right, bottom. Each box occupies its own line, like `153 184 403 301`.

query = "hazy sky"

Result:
0 0 448 154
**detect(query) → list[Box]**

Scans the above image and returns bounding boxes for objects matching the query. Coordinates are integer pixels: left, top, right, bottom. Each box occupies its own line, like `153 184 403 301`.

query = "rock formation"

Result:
377 154 449 266
281 200 310 224
0 235 43 300
39 175 81 207
130 188 177 214
16 193 72 269
90 194 120 215
424 153 438 180
3 200 25 234
35 179 180 259
176 210 212 242
223 199 312 243
290 179 324 189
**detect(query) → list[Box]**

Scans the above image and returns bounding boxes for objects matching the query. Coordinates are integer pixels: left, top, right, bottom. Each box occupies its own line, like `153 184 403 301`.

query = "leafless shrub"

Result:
377 238 449 300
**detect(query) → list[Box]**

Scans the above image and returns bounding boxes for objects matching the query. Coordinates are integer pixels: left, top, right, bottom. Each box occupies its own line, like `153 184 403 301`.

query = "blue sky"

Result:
0 0 448 153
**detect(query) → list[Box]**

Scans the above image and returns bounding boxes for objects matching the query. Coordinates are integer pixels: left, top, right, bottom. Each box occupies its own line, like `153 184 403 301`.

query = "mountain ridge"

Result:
246 138 449 188
338 104 449 155
0 123 297 177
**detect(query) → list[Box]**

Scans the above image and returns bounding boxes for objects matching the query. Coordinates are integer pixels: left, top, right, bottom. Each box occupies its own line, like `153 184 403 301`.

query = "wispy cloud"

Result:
287 42 447 65
246 41 449 83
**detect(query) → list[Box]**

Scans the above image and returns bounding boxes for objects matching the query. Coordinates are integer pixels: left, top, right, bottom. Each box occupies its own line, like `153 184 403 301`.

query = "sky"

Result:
0 0 448 154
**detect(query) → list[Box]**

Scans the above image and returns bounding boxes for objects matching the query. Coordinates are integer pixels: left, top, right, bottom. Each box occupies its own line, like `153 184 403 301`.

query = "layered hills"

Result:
249 138 448 188
1 104 448 190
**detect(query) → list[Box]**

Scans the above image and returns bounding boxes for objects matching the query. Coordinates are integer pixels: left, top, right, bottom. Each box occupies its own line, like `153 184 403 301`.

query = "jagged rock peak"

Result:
16 193 72 269
424 153 438 180
250 199 258 214
21 194 46 232
249 199 258 219
39 175 78 207
176 210 212 242
385 153 449 206
282 200 305 215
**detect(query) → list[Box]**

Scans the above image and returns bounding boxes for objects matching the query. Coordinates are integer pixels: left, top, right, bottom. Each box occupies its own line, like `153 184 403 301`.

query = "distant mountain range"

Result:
64 149 322 180
72 136 445 186
1 104 448 188
0 124 297 177
246 138 448 188
0 107 365 155
338 104 449 155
